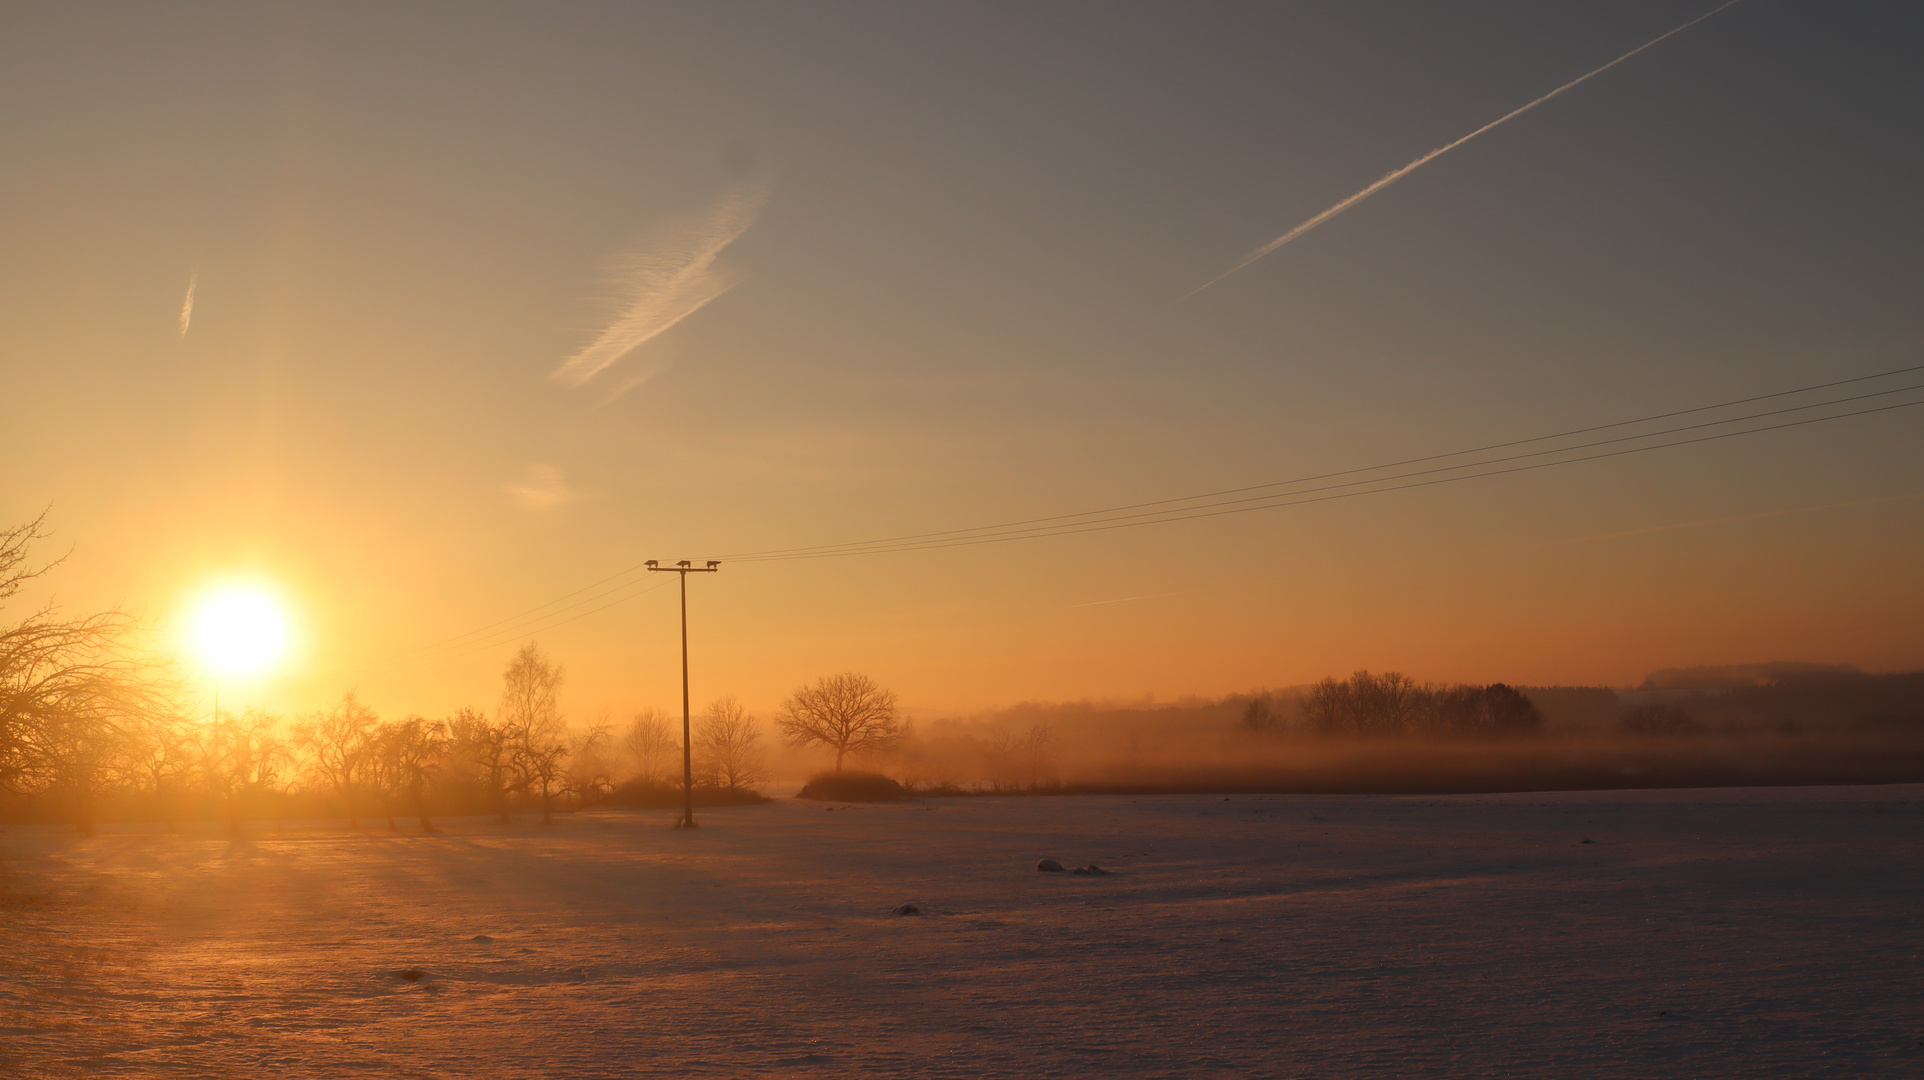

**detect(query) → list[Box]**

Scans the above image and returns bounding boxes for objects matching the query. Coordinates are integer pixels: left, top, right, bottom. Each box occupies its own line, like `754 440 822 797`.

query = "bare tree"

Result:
621 708 676 788
696 696 768 791
1353 671 1420 735
1308 673 1543 738
1482 684 1544 734
1306 671 1421 736
233 709 293 827
32 681 135 836
122 711 193 830
367 725 405 831
294 691 378 827
450 707 516 823
0 511 70 796
1239 696 1276 733
499 643 568 822
194 707 290 835
499 642 563 739
776 672 902 772
515 738 569 823
983 727 1022 791
567 719 616 805
367 716 449 831
1304 676 1352 735
406 717 452 822
1019 722 1055 788
0 512 182 832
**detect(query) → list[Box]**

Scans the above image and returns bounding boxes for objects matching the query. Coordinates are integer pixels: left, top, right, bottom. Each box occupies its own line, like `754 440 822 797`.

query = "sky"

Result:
2 0 1921 724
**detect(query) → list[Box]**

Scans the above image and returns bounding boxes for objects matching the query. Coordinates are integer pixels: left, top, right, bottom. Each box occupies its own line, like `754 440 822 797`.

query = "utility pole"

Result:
646 559 719 829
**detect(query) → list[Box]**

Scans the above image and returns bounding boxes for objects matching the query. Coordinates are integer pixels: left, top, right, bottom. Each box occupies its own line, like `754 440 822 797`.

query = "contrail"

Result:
1186 0 1745 297
552 183 766 392
179 268 197 339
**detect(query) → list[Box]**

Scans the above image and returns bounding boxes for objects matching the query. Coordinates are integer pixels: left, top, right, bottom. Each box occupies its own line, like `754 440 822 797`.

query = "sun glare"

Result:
188 583 293 679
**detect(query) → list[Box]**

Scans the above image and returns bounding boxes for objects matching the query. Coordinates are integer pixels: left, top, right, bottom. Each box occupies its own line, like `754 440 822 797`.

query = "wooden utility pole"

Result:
646 559 719 828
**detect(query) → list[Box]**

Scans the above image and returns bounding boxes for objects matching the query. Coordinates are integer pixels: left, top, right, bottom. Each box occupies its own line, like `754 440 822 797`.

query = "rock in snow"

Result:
1037 859 1064 872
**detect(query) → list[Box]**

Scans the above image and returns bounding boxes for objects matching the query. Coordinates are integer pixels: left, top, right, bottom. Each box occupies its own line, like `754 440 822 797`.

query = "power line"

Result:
376 559 665 664
729 395 1924 561
361 363 1923 671
356 576 674 678
724 377 1924 561
719 363 1924 560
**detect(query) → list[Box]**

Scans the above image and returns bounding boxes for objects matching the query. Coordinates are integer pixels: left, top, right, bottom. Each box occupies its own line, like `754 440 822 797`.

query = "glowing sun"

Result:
188 583 293 679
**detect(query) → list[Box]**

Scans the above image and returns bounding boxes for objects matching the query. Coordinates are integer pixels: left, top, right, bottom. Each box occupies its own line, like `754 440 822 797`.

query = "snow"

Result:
4 786 1921 1077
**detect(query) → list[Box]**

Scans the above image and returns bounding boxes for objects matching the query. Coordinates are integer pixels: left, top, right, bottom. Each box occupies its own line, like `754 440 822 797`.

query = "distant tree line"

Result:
1241 670 1543 738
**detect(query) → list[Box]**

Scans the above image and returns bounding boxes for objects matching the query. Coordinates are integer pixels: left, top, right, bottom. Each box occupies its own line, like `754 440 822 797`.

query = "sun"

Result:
188 583 294 679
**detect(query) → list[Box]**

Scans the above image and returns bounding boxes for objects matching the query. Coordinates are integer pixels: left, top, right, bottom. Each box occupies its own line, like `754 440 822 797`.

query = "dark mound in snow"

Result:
1071 865 1109 876
1037 859 1064 872
895 903 921 915
399 968 427 983
603 780 770 809
797 771 908 802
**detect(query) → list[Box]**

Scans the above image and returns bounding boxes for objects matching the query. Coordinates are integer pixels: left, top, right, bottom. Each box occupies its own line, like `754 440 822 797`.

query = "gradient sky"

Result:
3 0 1921 724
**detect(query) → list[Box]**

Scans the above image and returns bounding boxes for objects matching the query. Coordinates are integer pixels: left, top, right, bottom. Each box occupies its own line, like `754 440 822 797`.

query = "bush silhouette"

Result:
796 771 907 802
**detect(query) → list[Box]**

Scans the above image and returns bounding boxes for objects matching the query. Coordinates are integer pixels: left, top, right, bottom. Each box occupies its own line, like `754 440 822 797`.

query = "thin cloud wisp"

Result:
552 184 767 391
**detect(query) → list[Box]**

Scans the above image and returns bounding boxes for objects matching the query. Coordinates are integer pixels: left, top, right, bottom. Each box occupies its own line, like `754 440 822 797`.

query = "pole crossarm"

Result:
644 560 719 828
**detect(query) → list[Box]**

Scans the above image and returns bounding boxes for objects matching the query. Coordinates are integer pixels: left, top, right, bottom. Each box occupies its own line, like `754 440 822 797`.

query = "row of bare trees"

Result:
2 638 781 834
0 511 792 831
600 671 914 796
1242 670 1543 737
0 512 984 827
612 696 772 796
0 620 585 834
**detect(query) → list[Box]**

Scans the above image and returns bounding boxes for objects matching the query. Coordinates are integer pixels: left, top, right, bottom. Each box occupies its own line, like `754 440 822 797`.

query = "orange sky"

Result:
3 2 1920 724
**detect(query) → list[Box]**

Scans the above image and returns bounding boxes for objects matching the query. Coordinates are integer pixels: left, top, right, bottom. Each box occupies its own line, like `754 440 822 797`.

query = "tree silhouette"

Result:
451 707 516 823
372 716 450 831
621 709 676 789
0 511 180 833
194 707 289 835
776 672 902 772
696 697 768 791
1307 672 1543 738
499 643 567 822
123 711 192 830
567 720 616 805
1019 722 1055 788
516 738 569 823
295 691 378 827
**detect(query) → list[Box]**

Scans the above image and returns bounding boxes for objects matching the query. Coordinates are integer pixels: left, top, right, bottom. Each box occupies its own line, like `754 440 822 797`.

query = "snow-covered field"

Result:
4 786 1920 1078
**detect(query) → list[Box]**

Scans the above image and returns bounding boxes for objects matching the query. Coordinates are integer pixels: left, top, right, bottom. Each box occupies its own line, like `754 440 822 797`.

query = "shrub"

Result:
796 771 908 802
